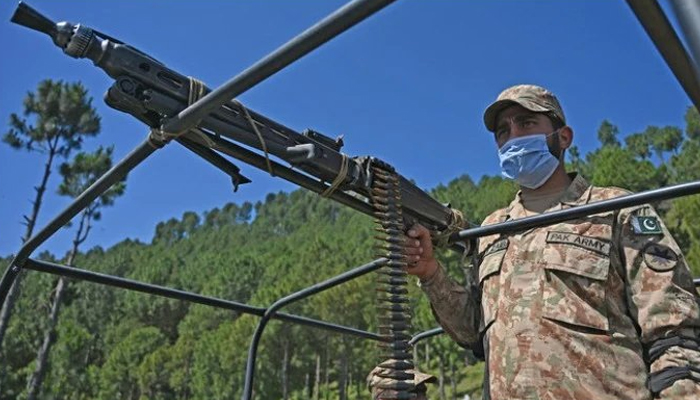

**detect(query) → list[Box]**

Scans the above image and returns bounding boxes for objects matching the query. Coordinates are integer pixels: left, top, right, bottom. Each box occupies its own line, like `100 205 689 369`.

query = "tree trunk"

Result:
25 276 68 400
0 142 59 385
425 342 430 365
282 339 289 400
21 138 59 244
338 347 348 400
347 359 352 398
313 351 321 400
438 354 446 400
324 340 330 400
414 343 419 368
450 357 457 400
26 209 87 400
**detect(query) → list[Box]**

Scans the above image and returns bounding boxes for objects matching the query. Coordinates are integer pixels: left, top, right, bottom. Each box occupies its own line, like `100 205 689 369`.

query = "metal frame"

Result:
2 1 700 399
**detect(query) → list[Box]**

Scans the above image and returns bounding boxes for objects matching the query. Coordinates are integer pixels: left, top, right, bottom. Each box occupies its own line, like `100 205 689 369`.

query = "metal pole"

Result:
241 257 387 400
0 138 158 307
626 0 700 111
669 0 700 71
161 0 396 135
23 258 384 341
409 327 444 346
450 180 700 242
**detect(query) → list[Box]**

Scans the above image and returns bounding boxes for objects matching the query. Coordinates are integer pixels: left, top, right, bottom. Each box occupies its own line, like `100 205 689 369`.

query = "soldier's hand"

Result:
405 224 439 281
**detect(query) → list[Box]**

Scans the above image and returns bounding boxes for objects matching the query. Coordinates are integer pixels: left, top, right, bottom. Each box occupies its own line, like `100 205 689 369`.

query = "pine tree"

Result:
26 147 125 400
0 79 100 366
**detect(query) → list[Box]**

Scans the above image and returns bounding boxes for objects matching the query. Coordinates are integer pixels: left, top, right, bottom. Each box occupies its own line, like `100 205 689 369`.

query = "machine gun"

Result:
10 2 473 398
10 2 470 254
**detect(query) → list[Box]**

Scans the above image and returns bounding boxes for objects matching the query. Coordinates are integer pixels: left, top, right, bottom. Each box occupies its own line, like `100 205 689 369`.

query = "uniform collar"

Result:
504 173 592 220
558 173 593 206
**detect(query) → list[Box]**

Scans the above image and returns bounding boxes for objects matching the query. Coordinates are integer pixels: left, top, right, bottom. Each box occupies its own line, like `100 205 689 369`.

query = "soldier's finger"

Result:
407 224 429 239
404 237 421 247
404 245 423 256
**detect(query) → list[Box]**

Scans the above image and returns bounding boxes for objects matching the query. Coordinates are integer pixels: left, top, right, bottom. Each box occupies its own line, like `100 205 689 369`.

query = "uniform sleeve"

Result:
418 261 481 349
616 205 700 398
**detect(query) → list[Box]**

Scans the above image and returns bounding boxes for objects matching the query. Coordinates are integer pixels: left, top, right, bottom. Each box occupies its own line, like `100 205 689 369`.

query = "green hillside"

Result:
3 109 700 400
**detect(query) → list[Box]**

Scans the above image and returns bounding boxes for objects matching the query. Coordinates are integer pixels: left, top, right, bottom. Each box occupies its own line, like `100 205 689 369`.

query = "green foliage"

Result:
4 108 700 400
23 142 125 400
669 139 700 184
625 131 652 160
647 125 683 163
432 174 517 224
1 79 102 375
684 106 700 141
4 79 100 156
567 145 585 173
585 145 661 192
58 146 126 211
596 119 620 147
666 195 700 276
97 326 167 400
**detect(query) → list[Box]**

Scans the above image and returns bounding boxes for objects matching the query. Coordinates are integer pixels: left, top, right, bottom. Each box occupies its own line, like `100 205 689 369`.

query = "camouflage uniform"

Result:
420 174 700 399
366 361 437 400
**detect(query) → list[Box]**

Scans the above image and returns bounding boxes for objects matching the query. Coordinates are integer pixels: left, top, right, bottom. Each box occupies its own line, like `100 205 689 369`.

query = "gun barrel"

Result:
11 2 56 38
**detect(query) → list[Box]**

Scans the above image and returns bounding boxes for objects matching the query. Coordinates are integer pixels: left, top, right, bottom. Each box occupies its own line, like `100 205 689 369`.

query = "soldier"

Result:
366 360 437 400
404 84 700 399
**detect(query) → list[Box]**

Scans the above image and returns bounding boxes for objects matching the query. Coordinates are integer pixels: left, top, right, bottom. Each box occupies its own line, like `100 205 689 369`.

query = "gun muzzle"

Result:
11 2 55 37
11 2 93 59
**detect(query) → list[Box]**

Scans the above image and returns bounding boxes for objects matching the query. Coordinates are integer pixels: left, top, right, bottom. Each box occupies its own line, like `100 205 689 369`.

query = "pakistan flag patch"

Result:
632 216 663 235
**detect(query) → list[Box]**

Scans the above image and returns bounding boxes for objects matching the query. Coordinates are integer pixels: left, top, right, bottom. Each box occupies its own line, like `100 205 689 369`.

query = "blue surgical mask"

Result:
498 132 560 189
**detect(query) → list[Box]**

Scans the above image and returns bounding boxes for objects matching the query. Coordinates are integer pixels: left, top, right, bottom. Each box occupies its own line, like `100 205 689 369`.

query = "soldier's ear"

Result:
559 126 573 150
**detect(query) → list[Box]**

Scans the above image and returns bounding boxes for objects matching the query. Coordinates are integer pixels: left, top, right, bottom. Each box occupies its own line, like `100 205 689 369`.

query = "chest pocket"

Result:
478 238 508 334
542 230 611 332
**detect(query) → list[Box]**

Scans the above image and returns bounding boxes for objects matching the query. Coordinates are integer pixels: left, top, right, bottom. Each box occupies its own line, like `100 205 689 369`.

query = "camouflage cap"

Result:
483 84 566 132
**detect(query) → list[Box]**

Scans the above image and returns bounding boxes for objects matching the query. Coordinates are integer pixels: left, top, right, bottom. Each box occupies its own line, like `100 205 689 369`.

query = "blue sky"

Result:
0 1 693 258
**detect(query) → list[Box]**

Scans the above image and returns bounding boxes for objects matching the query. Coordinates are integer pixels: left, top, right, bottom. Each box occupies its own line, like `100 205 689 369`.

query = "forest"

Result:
1 80 699 399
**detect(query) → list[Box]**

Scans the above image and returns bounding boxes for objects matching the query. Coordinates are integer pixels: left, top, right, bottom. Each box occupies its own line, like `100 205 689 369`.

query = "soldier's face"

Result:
493 105 555 148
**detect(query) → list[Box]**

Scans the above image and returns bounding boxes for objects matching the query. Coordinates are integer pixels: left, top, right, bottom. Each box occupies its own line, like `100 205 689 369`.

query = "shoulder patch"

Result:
546 231 610 256
631 216 663 235
643 243 678 272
